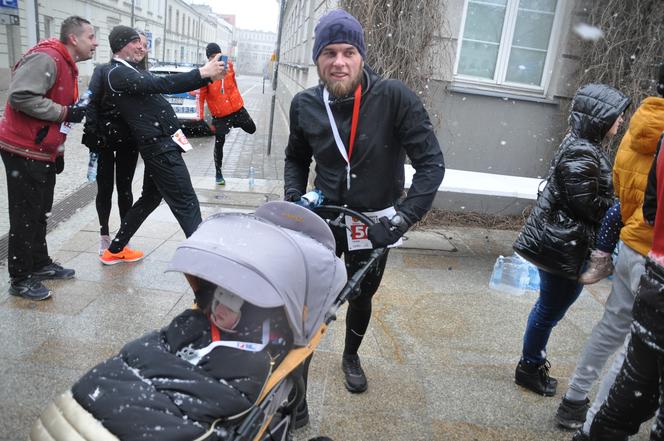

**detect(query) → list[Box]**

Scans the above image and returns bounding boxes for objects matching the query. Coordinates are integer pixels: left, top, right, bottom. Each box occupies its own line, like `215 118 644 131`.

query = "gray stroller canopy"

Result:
167 201 347 346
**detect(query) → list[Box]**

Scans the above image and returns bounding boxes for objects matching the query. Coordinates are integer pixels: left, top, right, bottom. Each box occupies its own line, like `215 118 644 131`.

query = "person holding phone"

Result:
97 26 226 265
198 43 256 186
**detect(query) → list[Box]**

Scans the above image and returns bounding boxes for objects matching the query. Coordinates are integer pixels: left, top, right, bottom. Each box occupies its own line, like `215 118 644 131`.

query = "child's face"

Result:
211 302 240 331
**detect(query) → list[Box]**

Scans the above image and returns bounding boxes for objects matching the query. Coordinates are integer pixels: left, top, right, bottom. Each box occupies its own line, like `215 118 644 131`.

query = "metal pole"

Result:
131 0 135 27
33 0 40 42
266 0 287 156
162 0 168 62
196 16 201 63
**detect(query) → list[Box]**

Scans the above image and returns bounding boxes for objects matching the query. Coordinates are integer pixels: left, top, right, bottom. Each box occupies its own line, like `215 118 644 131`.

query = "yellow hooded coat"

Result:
613 96 664 256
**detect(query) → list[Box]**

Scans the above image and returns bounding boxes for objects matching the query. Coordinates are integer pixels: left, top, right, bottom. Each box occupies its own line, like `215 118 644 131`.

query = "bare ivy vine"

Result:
574 0 664 149
336 0 447 110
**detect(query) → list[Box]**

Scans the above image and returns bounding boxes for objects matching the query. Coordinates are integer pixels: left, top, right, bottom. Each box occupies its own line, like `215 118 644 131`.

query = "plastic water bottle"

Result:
77 89 93 107
489 254 529 295
295 189 324 209
248 166 255 190
526 262 540 292
489 256 504 290
87 151 98 182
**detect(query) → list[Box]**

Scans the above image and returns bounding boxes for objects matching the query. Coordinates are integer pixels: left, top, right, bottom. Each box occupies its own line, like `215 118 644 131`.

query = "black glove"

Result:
284 188 303 202
367 213 410 248
81 130 102 152
54 156 64 174
65 105 86 123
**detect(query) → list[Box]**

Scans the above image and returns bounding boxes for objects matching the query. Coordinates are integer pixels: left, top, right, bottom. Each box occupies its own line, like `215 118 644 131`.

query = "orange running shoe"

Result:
99 246 144 265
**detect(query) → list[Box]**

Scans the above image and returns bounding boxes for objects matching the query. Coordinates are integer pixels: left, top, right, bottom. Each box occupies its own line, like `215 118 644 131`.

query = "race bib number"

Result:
171 129 193 152
59 122 72 134
345 206 403 251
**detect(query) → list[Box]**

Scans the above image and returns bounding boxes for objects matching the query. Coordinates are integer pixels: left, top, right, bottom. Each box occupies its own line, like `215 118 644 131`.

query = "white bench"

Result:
404 164 543 200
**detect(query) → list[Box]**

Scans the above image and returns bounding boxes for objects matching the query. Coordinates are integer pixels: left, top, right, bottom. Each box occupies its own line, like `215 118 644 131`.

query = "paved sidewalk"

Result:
0 77 653 440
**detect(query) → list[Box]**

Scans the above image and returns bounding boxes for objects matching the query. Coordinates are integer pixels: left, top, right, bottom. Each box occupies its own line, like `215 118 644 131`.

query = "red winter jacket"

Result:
0 38 78 162
198 61 244 119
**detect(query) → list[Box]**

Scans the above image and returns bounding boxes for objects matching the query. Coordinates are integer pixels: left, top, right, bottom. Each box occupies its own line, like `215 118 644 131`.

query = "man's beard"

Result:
319 68 363 98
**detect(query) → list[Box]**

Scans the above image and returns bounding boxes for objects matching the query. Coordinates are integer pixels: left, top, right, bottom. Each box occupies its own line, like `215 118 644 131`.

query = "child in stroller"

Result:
30 201 348 441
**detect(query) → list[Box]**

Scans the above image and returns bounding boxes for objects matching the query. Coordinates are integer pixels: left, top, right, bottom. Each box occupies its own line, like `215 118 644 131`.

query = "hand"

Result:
65 105 86 123
367 214 409 248
284 188 303 202
81 130 101 151
199 57 227 80
54 156 64 174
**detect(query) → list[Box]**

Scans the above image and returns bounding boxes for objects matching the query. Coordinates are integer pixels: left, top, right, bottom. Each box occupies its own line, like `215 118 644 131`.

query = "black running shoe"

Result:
292 399 309 430
514 359 557 396
32 262 75 280
342 354 368 393
9 278 52 301
556 396 590 430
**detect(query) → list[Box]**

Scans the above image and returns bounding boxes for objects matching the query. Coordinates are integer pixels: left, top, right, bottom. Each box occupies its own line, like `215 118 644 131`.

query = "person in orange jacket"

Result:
199 43 256 185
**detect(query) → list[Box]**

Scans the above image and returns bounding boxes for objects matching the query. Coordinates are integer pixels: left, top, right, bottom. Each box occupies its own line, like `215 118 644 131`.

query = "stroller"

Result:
29 201 386 441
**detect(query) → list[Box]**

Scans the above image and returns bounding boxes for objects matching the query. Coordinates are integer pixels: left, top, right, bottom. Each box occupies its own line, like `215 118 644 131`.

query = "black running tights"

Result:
96 147 139 236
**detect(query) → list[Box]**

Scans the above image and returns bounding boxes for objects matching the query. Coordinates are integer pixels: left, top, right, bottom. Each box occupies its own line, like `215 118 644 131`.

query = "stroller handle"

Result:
313 205 388 325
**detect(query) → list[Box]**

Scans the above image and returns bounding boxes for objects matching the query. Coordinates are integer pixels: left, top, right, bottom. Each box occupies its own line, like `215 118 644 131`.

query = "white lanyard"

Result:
323 87 352 190
113 57 140 73
177 319 271 366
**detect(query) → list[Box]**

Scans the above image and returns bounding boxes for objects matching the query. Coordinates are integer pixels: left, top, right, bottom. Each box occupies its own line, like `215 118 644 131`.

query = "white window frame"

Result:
453 0 565 95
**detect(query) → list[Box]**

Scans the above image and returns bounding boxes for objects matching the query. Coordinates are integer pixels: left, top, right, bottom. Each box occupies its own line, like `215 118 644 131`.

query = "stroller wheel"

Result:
307 438 333 441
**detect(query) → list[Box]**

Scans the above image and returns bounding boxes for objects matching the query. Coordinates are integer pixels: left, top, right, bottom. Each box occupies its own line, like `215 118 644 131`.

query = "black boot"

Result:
514 359 557 396
292 399 309 430
556 396 590 429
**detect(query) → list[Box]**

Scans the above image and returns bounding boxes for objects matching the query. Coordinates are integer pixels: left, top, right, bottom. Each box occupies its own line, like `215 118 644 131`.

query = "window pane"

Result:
511 10 555 50
458 41 500 79
519 0 556 13
463 2 507 43
505 48 546 85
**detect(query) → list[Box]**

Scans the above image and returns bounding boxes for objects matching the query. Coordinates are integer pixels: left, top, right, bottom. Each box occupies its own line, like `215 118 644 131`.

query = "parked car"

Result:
150 63 213 136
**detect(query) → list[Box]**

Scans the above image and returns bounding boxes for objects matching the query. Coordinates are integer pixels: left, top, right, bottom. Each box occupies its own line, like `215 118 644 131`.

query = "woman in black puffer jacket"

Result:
513 83 630 397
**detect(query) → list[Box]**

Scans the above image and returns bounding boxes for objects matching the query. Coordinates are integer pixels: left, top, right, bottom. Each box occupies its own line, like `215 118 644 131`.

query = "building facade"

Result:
277 0 587 213
0 0 236 88
235 28 276 76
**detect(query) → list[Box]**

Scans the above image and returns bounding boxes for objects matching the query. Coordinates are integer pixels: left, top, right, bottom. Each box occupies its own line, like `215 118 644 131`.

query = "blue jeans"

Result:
522 269 584 365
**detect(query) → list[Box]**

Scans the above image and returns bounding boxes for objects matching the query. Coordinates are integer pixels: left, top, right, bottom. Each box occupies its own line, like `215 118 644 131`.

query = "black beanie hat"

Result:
206 43 222 58
312 9 366 62
109 25 140 53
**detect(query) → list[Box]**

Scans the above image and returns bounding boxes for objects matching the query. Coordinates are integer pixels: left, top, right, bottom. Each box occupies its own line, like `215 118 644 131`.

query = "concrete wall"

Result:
0 0 237 85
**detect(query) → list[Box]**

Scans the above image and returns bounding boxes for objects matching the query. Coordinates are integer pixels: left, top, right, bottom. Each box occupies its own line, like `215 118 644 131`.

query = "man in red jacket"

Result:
198 43 256 185
0 16 98 300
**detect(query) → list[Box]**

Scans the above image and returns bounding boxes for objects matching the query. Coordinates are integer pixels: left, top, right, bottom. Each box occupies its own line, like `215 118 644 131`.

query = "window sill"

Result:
447 82 559 105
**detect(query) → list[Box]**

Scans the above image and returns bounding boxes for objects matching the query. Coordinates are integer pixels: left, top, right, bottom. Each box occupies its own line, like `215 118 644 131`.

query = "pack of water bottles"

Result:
489 253 540 296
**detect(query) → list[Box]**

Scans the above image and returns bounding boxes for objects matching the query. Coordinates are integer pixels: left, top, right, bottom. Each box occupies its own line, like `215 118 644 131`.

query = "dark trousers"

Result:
108 149 201 253
212 107 256 175
96 146 139 236
521 269 584 365
589 332 663 440
331 231 390 355
1 150 54 281
299 223 389 403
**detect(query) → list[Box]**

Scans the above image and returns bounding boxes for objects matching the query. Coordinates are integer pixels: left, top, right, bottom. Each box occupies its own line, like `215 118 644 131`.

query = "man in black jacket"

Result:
284 8 445 422
98 26 226 265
